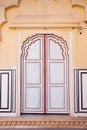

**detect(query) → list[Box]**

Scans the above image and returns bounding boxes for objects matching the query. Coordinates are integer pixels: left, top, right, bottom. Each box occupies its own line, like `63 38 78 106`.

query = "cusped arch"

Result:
46 34 69 60
21 34 69 60
21 34 43 59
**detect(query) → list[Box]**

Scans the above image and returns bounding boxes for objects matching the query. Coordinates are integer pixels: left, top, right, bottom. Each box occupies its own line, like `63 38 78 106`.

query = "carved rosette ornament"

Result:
0 0 19 40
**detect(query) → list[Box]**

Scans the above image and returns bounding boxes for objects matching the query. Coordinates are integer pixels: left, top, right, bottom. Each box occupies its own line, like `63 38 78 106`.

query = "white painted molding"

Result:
72 0 87 22
0 0 19 40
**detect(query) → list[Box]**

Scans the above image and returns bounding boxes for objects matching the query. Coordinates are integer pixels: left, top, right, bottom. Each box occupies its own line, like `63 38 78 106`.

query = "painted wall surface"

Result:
0 0 87 68
0 0 87 116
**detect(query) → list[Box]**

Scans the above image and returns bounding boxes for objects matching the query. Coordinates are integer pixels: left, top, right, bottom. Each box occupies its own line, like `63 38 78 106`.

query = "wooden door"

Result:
21 34 69 113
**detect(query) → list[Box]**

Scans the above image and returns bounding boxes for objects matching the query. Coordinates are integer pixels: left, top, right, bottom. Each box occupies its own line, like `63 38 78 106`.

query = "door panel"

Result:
49 63 65 84
50 87 65 109
47 35 68 113
22 35 44 113
21 34 69 113
26 40 41 60
25 87 41 109
49 40 63 60
25 62 41 84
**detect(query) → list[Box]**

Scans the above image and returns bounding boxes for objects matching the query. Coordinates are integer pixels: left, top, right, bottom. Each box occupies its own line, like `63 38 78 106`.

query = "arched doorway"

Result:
21 34 69 114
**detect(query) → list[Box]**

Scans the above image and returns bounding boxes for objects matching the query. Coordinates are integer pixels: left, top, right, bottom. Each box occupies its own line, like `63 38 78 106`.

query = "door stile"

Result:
44 34 47 113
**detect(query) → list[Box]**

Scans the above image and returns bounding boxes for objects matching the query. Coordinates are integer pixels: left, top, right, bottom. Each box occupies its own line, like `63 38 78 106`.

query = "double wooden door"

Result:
21 34 69 113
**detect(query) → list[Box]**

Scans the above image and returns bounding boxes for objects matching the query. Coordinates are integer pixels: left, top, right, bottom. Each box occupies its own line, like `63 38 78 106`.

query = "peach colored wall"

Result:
0 0 87 68
0 0 87 116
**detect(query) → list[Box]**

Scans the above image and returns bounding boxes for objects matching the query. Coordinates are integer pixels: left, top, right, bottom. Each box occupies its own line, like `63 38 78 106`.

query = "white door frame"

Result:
16 29 74 116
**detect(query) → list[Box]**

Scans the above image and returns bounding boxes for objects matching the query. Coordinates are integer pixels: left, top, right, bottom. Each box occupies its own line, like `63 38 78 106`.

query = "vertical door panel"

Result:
22 35 44 113
46 35 69 113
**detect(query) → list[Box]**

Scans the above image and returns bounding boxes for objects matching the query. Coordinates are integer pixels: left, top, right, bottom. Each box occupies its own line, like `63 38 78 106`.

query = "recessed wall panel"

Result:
1 74 8 108
81 73 87 109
